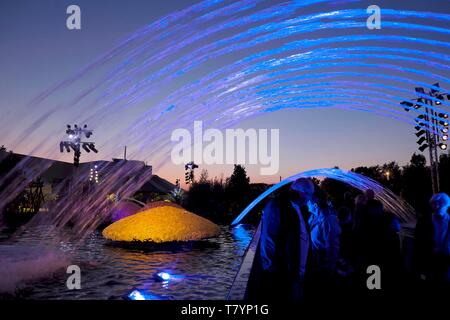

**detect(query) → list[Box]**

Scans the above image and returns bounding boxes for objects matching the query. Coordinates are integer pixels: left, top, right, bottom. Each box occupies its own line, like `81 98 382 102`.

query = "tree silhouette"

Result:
402 153 431 217
226 164 251 217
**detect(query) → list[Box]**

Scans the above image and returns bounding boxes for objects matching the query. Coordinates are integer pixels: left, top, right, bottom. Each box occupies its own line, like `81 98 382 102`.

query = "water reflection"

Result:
0 225 255 300
231 224 254 246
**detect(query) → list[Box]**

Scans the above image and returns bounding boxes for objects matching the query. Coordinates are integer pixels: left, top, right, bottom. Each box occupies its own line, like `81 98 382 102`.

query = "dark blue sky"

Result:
0 0 449 185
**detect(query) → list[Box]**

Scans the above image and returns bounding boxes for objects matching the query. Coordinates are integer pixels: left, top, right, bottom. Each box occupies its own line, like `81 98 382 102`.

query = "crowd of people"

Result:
246 178 450 301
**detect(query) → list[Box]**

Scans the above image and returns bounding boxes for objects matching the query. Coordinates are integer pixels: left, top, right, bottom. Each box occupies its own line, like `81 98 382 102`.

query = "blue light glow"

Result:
156 272 171 281
231 168 416 226
231 224 254 243
127 289 166 300
128 290 146 300
5 0 449 172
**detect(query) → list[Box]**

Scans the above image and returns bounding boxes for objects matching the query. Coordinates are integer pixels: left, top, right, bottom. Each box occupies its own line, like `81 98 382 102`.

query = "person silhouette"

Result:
247 178 314 301
414 192 450 287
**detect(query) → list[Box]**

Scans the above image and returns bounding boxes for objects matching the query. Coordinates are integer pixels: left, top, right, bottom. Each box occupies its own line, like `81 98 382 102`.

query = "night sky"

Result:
0 0 449 186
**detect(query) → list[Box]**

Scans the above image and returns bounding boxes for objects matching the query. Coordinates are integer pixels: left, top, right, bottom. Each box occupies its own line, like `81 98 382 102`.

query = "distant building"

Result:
0 150 176 201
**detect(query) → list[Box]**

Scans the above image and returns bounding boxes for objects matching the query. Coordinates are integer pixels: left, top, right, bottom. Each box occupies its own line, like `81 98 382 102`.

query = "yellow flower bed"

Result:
102 205 220 243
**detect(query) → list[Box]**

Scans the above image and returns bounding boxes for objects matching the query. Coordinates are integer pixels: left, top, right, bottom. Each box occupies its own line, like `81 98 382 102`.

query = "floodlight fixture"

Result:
430 83 440 94
60 124 98 166
401 101 413 111
88 143 98 153
418 144 429 152
415 87 425 94
415 130 426 137
82 143 91 153
416 137 426 145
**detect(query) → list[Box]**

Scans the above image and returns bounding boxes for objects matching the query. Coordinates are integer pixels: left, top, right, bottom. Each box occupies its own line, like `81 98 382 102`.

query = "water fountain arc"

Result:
231 167 416 226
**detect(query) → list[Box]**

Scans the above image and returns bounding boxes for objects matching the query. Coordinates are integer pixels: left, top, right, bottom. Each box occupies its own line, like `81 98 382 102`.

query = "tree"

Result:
225 164 251 218
184 174 227 222
227 164 250 188
198 169 209 184
410 153 426 168
401 153 431 217
352 165 382 181
380 161 402 194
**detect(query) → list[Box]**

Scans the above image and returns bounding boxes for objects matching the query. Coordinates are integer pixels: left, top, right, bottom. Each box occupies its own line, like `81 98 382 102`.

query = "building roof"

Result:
0 151 166 193
138 174 176 194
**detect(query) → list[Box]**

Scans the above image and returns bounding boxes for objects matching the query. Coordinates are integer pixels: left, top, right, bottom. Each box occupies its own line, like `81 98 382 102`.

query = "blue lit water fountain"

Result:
0 0 448 297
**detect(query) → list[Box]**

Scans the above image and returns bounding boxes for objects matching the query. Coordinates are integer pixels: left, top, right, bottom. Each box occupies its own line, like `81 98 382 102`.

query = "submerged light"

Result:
155 272 171 282
127 289 166 300
128 290 146 300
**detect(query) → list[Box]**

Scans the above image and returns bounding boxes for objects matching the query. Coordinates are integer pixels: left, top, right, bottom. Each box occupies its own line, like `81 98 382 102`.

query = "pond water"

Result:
0 224 255 300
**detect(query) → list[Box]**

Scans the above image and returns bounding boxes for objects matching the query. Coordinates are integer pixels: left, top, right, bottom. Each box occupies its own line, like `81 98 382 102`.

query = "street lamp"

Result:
60 124 98 167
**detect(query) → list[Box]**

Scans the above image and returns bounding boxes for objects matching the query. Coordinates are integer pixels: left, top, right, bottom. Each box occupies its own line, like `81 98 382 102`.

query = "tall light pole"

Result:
184 161 198 185
60 124 98 167
401 83 449 194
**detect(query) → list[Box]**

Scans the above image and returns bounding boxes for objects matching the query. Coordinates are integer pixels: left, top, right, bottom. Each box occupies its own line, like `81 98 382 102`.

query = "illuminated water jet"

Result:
232 168 416 225
1 1 448 167
0 1 447 287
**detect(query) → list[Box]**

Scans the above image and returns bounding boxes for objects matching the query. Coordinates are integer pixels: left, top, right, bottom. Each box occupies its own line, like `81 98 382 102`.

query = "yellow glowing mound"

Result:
102 206 220 243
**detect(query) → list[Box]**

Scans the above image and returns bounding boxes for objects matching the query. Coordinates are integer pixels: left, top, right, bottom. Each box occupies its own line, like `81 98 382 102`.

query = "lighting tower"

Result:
60 124 98 167
401 83 449 193
184 161 198 185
